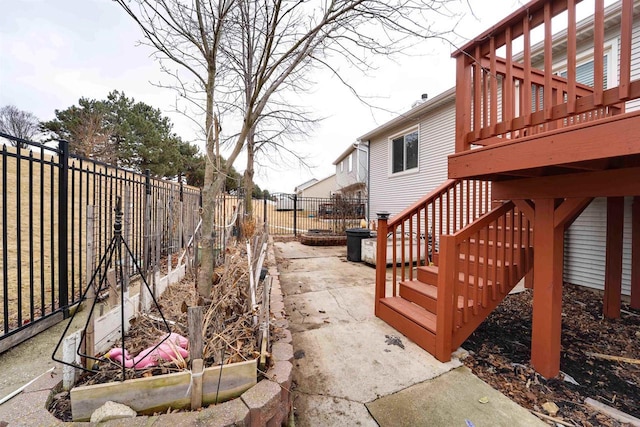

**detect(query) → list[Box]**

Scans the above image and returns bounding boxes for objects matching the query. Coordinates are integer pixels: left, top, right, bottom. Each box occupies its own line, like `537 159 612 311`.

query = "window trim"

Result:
388 125 420 177
552 38 618 89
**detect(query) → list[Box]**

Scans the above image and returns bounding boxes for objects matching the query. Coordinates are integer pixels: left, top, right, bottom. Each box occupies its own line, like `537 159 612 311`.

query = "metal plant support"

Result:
53 195 172 381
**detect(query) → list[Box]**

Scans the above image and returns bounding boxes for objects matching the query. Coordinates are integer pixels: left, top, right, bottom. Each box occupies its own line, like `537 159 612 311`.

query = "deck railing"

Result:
435 202 532 359
453 0 637 152
374 179 491 308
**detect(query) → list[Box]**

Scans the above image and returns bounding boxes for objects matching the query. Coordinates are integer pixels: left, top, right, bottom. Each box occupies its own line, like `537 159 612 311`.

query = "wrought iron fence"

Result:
266 193 366 235
0 131 365 349
0 132 201 349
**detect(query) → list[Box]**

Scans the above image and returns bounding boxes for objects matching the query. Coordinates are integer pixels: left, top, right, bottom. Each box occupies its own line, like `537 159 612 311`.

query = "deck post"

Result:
455 55 471 153
435 235 455 362
632 196 640 309
531 199 564 378
375 212 390 316
604 197 624 318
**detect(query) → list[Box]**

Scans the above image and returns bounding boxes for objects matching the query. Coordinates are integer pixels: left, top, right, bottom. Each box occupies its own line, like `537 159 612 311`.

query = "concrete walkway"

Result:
274 241 545 427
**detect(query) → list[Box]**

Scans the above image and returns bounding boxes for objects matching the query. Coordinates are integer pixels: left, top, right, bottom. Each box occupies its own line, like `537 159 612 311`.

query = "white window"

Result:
554 39 617 89
348 153 353 173
391 129 419 174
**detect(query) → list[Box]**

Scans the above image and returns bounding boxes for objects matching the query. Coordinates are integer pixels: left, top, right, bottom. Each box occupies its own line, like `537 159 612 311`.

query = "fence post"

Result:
180 181 184 250
263 194 267 232
123 187 131 292
58 139 69 314
155 199 163 297
293 194 298 237
84 205 95 369
141 169 152 312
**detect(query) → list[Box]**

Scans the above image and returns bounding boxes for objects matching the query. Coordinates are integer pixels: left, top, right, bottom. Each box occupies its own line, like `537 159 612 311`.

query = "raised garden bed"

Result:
50 233 276 422
300 229 346 246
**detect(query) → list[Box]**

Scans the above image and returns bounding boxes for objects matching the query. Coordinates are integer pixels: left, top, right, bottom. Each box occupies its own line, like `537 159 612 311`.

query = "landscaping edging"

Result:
0 236 292 426
300 233 346 246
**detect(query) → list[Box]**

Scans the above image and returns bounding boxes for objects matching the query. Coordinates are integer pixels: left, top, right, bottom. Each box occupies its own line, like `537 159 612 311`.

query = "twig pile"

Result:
202 243 262 365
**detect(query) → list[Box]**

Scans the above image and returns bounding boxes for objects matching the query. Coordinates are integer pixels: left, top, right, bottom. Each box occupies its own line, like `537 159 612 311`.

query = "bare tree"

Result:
114 0 234 297
115 0 456 297
0 105 40 147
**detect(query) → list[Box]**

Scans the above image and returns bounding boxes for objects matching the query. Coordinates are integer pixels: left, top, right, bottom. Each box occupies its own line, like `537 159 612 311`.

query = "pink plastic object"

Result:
106 333 189 369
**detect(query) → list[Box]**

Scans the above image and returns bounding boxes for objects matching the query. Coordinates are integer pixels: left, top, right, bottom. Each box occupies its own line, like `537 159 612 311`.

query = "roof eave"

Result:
357 87 456 142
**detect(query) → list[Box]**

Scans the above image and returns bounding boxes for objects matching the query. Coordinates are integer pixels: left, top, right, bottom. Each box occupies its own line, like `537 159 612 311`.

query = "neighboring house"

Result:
295 174 338 199
294 178 318 195
358 88 455 222
333 142 369 200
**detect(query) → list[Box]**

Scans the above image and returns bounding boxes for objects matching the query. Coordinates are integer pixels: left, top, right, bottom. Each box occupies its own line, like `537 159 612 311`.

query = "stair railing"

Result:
435 201 532 359
375 179 491 314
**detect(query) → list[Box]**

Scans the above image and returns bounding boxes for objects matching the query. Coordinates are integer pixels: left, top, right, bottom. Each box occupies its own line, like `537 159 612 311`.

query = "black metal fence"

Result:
0 131 365 349
0 132 201 349
265 193 366 236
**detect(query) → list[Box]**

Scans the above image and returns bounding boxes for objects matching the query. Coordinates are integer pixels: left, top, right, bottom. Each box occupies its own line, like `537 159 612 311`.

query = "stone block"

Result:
90 401 137 423
271 342 293 364
13 408 63 427
148 412 198 426
197 398 250 426
102 415 151 426
270 300 285 318
267 361 292 413
273 328 292 344
272 318 289 330
266 407 286 427
241 380 281 427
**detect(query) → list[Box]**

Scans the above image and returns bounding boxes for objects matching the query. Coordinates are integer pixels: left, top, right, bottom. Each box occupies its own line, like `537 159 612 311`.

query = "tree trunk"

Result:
243 126 255 216
197 73 220 297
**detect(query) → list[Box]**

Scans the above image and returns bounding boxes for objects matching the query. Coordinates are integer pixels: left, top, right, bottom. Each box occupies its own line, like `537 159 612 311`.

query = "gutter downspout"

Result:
364 141 370 224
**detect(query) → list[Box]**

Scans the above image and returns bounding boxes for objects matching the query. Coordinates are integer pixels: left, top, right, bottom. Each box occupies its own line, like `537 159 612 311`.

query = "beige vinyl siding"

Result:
625 11 640 111
300 174 337 198
369 98 455 220
561 14 639 295
564 197 633 296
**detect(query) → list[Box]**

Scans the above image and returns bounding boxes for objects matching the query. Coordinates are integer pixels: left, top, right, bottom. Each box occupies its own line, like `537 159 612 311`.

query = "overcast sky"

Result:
0 0 526 193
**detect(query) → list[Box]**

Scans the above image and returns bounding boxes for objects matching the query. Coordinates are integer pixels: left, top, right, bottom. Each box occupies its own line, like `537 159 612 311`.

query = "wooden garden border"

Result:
70 358 257 421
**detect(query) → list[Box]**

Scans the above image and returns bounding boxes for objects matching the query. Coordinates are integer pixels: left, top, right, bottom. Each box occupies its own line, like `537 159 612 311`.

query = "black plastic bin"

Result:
346 228 371 262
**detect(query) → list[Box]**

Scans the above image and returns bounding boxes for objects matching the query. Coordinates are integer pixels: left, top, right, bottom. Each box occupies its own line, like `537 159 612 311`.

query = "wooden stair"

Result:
376 199 533 361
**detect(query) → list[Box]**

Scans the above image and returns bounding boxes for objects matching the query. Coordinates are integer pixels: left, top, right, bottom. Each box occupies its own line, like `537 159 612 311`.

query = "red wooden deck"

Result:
375 0 640 380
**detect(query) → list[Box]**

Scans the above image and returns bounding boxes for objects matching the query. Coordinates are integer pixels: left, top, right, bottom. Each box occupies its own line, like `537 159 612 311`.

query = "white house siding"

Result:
336 152 357 188
560 13 639 295
564 197 634 296
625 11 640 111
368 98 455 220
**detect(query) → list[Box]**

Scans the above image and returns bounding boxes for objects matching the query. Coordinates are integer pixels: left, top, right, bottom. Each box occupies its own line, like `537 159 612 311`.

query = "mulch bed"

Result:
462 283 639 426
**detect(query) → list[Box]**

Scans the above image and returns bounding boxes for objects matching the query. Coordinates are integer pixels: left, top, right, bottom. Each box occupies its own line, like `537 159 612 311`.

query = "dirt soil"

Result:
462 283 639 426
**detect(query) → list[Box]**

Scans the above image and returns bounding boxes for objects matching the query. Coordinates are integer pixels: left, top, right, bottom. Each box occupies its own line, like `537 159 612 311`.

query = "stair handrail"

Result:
449 201 515 244
375 179 462 316
376 178 494 315
436 200 532 360
387 179 458 228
